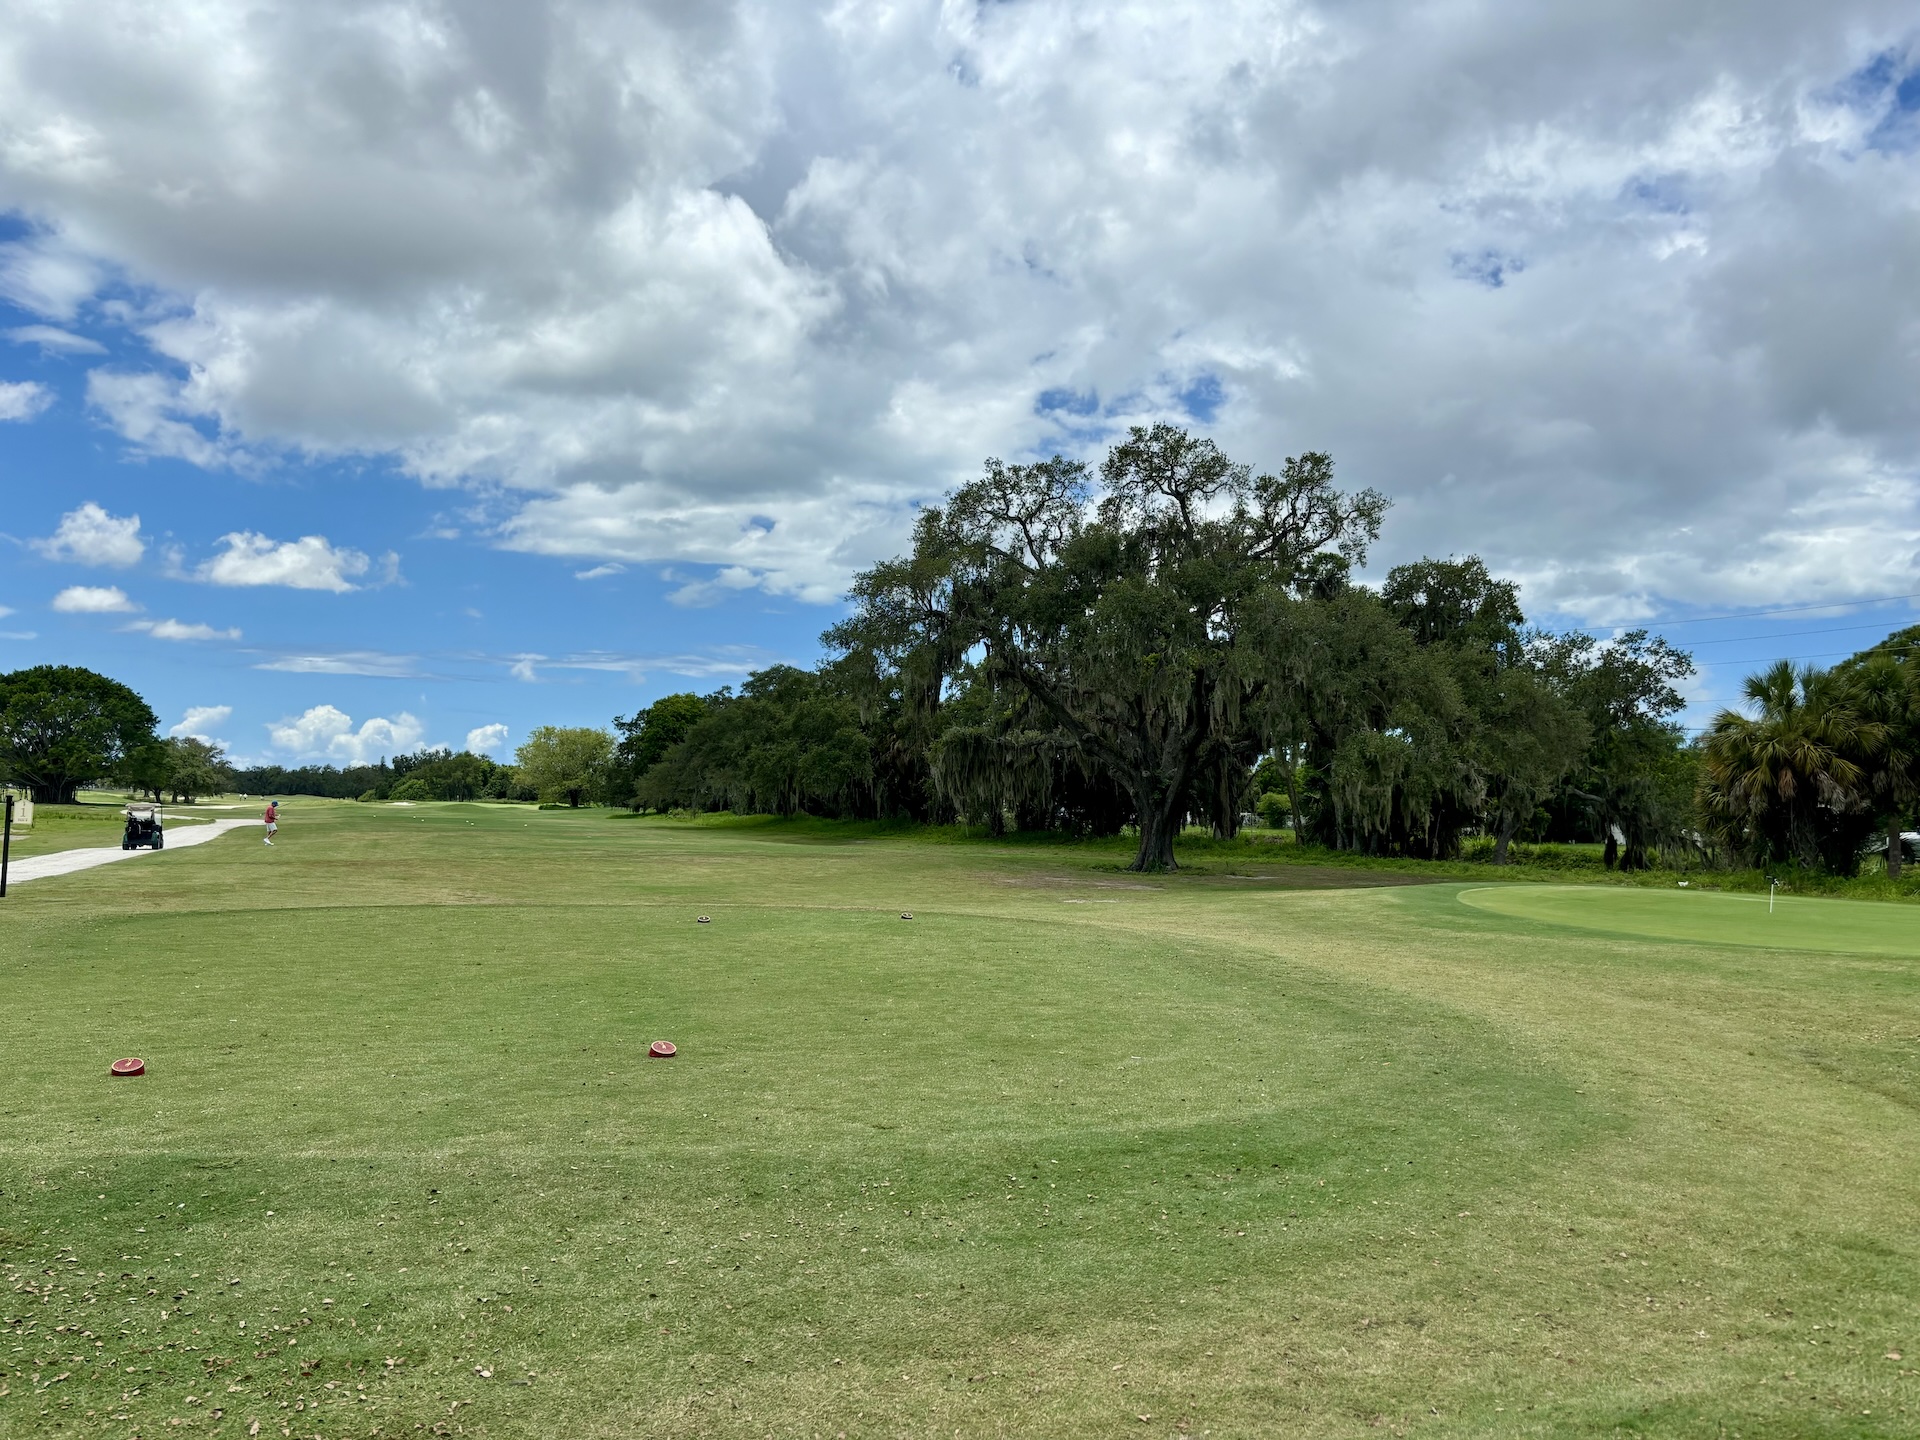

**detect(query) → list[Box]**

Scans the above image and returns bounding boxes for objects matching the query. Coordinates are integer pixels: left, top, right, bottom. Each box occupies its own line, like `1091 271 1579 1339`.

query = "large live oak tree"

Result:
0 665 159 804
837 424 1386 870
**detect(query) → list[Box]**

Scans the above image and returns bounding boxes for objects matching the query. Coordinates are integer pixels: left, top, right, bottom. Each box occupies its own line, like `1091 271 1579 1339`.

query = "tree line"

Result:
0 666 234 804
605 426 1920 877
231 728 616 805
0 668 607 810
7 427 1920 877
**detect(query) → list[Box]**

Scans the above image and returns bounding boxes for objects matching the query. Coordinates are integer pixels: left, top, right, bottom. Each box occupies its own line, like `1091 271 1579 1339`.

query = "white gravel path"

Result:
2 818 256 887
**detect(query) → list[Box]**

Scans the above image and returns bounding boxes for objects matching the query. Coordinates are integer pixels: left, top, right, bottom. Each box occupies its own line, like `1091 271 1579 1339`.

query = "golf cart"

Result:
122 804 164 850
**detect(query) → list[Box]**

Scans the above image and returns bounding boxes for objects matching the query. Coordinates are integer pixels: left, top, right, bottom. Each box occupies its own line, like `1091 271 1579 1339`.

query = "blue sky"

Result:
3 3 1920 765
0 371 819 764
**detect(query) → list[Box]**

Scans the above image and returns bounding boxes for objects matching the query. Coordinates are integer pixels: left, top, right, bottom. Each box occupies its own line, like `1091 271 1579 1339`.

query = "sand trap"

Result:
4 819 256 887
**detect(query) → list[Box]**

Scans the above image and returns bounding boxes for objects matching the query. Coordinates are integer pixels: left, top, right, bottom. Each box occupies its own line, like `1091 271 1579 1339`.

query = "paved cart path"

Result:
3 818 256 887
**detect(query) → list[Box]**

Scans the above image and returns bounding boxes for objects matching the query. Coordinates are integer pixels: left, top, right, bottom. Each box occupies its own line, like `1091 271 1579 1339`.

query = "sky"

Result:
3 0 1920 766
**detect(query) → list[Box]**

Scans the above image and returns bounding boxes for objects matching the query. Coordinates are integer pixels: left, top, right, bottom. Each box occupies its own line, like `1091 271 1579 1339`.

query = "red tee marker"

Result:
648 1040 677 1059
109 1057 146 1077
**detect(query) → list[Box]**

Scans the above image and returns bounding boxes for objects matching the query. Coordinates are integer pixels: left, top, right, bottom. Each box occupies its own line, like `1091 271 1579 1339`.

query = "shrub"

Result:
389 778 432 802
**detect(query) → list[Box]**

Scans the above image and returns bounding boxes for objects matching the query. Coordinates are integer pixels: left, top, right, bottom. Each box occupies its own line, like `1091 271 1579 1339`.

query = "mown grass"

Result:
2 801 1917 1437
641 807 1920 904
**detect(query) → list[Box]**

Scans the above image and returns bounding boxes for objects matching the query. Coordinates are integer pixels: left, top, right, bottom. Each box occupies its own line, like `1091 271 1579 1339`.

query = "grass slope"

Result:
2 803 1917 1438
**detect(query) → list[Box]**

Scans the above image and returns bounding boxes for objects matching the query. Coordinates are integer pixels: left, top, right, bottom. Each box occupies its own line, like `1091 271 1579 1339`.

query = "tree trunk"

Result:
1493 812 1517 865
1284 743 1304 846
1889 830 1904 881
1603 832 1618 870
1129 794 1182 872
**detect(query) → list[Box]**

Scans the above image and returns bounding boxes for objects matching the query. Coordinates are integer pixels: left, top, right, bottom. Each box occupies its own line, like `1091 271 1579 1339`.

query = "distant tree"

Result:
838 425 1386 870
163 736 233 803
926 703 1056 836
491 763 536 801
1538 631 1695 869
1829 632 1920 878
120 740 174 802
1699 661 1881 873
515 726 615 807
231 761 391 800
395 750 500 801
1250 586 1457 855
615 694 707 772
612 693 708 806
1478 665 1589 864
0 665 159 803
1380 556 1525 652
635 669 872 818
390 748 451 779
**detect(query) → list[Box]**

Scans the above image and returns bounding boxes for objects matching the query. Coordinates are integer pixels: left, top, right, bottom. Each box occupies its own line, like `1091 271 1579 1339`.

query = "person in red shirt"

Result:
263 799 278 846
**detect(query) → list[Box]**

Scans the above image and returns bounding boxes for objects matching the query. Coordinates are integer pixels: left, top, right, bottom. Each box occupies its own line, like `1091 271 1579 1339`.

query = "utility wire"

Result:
1673 620 1912 649
1692 644 1915 668
1628 590 1920 628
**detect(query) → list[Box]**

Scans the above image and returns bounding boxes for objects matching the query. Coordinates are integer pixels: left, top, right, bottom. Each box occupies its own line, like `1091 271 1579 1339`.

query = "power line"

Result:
1692 647 1888 670
1676 620 1911 649
1628 590 1920 628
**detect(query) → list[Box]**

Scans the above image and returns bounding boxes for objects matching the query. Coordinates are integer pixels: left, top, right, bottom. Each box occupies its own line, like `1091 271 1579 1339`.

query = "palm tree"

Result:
1699 661 1885 872
1831 648 1920 877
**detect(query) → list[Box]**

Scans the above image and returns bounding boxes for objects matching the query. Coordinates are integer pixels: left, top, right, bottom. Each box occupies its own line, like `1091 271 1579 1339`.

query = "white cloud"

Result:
254 651 418 677
0 606 11 618
35 501 144 567
197 532 371 592
85 369 239 468
268 704 424 764
170 705 232 741
0 238 97 320
574 563 624 580
666 564 765 609
3 1 1920 618
465 723 509 755
6 323 104 355
0 380 51 421
52 583 136 613
498 645 768 681
129 617 241 641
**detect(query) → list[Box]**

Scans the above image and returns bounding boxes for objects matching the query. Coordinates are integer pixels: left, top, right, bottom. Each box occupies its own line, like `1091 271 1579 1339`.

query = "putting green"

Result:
1459 881 1920 955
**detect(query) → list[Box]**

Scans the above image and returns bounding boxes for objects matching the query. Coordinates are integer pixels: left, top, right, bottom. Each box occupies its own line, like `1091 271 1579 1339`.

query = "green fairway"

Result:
3 805 1919 1437
1460 883 1920 957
